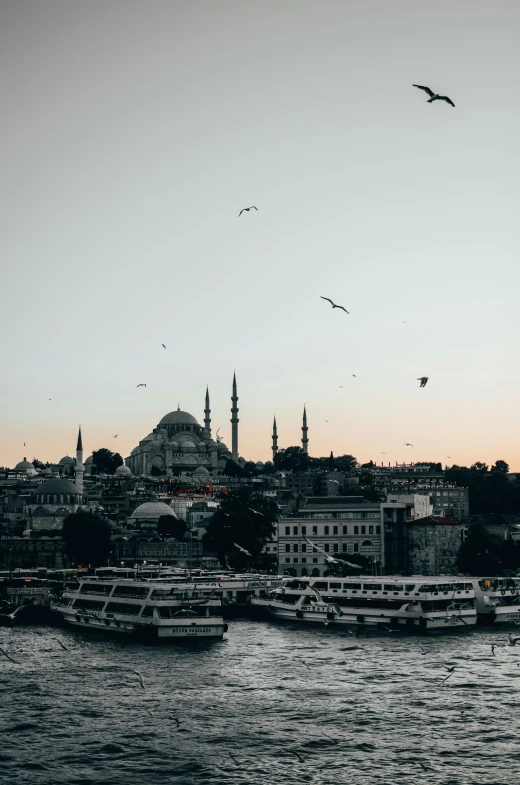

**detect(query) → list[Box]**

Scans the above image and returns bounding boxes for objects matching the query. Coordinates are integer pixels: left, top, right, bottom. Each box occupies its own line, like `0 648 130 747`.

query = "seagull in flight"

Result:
234 543 252 556
413 84 455 107
132 669 145 689
381 451 387 454
320 297 349 313
248 508 264 517
352 374 357 377
136 384 147 388
404 443 414 447
418 377 429 388
162 344 166 349
444 665 458 673
113 434 118 438
239 206 258 217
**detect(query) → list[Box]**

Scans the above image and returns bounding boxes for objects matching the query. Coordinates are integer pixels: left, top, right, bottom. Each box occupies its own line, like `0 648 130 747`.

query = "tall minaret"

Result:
272 416 278 462
301 405 309 455
75 425 84 495
204 385 211 436
231 372 239 460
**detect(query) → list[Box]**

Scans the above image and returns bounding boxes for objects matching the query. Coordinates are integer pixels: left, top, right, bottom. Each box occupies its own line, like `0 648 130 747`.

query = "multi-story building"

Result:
277 497 382 577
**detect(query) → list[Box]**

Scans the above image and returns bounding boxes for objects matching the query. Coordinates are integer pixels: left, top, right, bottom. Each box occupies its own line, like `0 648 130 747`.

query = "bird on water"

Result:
413 84 455 106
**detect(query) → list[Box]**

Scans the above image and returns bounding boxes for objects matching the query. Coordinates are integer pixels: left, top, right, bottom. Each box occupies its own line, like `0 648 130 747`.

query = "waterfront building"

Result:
277 496 382 577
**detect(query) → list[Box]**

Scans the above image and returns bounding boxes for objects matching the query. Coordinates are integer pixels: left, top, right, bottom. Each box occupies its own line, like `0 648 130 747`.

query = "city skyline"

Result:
1 1 519 470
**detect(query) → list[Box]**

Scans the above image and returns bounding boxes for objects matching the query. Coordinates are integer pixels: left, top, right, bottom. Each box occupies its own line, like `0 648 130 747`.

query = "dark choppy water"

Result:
1 621 519 785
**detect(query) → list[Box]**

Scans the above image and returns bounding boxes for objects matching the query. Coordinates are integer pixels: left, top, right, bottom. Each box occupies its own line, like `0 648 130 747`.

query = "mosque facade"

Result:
125 375 244 479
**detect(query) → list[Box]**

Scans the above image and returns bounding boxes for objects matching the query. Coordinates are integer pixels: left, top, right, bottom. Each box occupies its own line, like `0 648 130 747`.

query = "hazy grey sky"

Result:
1 0 520 469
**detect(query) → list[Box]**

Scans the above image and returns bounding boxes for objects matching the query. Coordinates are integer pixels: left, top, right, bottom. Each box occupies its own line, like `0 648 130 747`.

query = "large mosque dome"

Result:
14 458 36 474
159 409 199 426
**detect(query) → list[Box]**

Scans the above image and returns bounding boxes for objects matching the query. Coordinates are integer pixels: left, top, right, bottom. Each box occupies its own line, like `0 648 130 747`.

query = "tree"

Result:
274 446 310 473
157 515 187 541
204 488 278 567
223 459 246 478
471 461 489 473
92 449 123 475
457 522 501 575
492 460 509 474
32 458 45 469
62 511 112 567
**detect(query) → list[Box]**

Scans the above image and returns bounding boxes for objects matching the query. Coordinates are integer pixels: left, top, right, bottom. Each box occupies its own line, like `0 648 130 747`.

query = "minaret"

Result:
272 416 278 462
301 405 309 455
75 425 84 495
231 372 239 460
204 386 211 437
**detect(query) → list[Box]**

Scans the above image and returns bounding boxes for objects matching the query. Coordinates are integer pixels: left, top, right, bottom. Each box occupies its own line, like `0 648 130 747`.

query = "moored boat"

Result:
251 575 477 630
471 577 520 624
51 579 227 641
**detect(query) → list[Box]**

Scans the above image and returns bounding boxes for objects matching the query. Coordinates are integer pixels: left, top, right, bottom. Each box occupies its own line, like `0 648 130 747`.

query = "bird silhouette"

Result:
113 434 118 438
238 206 258 217
352 374 357 377
404 443 414 447
413 84 455 106
136 384 147 388
162 344 166 349
445 665 458 672
418 377 429 388
23 443 26 446
320 296 349 313
381 452 387 454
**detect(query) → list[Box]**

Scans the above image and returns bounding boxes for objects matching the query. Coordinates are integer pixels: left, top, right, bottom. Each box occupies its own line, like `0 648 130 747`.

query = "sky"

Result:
1 0 520 471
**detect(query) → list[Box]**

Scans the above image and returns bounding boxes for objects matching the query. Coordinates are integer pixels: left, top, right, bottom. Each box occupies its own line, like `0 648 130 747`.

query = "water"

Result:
1 621 519 785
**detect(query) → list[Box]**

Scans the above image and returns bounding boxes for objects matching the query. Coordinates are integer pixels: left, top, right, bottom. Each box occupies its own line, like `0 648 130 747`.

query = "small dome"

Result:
141 433 156 443
169 441 180 451
159 409 199 427
85 455 94 465
42 467 54 477
264 461 274 467
14 458 35 473
59 456 74 465
180 440 197 452
197 442 207 452
115 465 132 476
193 466 210 477
255 461 265 468
130 501 178 521
216 442 229 452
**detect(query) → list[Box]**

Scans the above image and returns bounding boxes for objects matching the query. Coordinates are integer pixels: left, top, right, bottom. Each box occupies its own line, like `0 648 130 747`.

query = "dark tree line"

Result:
446 461 520 516
457 519 520 575
273 446 357 474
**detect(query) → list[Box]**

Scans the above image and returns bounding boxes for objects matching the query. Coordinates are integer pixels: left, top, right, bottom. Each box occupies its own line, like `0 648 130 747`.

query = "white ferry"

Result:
251 575 477 630
50 579 227 641
471 577 520 624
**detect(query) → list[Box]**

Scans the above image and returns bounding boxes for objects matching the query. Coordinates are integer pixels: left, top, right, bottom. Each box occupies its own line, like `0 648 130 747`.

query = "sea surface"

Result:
1 620 520 785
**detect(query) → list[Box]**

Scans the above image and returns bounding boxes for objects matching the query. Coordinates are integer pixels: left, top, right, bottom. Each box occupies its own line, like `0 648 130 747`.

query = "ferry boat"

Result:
471 577 520 624
251 575 478 630
140 572 283 618
50 579 227 641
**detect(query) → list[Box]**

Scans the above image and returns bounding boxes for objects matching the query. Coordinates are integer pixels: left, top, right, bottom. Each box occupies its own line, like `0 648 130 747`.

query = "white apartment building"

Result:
276 497 382 577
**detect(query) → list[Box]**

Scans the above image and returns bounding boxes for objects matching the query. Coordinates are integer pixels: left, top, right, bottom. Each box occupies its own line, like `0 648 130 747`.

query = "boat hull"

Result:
54 610 226 641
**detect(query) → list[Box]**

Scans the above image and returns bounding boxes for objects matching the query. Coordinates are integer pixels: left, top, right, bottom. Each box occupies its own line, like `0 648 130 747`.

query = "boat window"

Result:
113 585 150 597
405 585 416 592
312 582 328 590
141 606 154 617
72 599 105 610
329 582 341 589
79 583 113 595
277 593 304 605
418 585 434 592
105 602 143 615
384 584 403 591
158 607 172 618
362 584 382 591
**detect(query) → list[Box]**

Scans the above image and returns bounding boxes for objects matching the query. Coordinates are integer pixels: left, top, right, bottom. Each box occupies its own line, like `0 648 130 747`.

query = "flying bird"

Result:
248 508 264 517
404 443 414 447
136 384 147 388
0 648 18 663
320 296 349 313
381 452 387 454
413 84 455 107
54 638 69 651
234 543 252 556
440 672 454 685
352 374 357 378
162 344 166 349
238 206 258 217
418 377 429 388
113 434 118 439
445 665 458 672
132 669 145 689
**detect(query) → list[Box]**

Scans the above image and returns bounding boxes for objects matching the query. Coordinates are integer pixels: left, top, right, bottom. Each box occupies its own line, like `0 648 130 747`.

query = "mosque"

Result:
126 374 243 479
